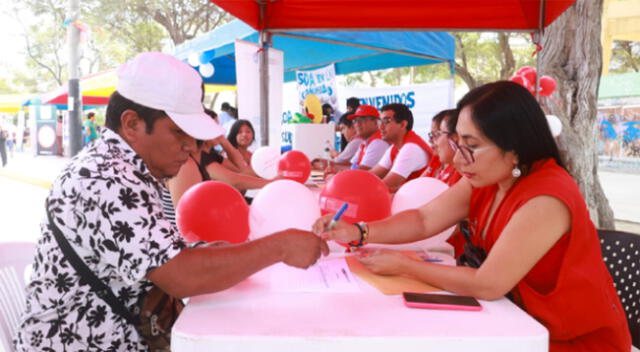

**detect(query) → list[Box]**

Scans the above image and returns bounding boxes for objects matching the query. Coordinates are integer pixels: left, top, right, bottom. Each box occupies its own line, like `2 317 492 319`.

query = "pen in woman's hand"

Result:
327 203 349 231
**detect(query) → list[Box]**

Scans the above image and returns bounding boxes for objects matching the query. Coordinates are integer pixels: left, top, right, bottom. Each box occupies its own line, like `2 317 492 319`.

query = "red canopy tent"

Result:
41 70 115 106
209 0 577 145
41 89 110 106
210 0 576 31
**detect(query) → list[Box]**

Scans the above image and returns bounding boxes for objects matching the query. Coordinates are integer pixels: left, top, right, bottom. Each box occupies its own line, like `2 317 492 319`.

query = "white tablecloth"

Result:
171 256 548 352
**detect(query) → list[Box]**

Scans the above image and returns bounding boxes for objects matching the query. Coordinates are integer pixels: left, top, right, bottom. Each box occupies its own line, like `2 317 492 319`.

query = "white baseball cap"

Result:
116 52 224 140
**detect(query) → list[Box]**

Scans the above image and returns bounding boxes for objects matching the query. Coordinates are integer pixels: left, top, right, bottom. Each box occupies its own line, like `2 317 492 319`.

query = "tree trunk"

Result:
539 0 616 229
498 33 516 80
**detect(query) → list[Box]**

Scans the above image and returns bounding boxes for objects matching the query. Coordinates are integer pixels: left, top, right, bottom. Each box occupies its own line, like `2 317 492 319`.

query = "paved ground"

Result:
1 152 639 245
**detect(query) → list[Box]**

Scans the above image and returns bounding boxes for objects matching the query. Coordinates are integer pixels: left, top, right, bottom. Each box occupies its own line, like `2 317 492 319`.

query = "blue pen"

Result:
327 203 349 230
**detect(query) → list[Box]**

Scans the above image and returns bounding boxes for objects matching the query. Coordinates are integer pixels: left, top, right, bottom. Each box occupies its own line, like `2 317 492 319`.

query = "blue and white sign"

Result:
339 80 454 139
296 64 338 109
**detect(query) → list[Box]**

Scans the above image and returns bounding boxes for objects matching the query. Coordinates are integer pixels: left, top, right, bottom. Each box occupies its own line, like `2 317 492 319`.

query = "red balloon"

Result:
319 170 391 224
521 67 537 87
516 66 534 76
510 75 535 95
176 181 250 243
277 150 311 183
510 75 530 88
539 75 557 97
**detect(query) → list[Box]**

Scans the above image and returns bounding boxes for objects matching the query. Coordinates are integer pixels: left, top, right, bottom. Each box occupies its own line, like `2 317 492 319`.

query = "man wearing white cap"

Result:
14 52 328 351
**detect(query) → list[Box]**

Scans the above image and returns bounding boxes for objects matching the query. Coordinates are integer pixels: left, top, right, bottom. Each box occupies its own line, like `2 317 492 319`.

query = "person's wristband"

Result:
349 222 369 251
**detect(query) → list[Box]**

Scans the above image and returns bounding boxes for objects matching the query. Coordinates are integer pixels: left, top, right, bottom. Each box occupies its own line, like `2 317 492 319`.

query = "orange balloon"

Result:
319 170 391 224
277 150 311 183
176 181 249 243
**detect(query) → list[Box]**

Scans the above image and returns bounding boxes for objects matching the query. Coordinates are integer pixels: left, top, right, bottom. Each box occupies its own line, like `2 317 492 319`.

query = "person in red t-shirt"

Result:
422 109 462 186
370 103 433 192
323 105 389 178
315 81 631 352
421 110 446 177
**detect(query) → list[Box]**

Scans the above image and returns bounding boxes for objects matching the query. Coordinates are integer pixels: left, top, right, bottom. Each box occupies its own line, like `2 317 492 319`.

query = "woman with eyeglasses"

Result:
422 111 445 176
314 81 630 351
422 109 462 186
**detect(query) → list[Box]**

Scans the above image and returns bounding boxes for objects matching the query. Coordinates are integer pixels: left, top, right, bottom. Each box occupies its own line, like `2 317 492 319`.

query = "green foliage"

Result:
0 78 17 94
342 32 538 90
2 0 230 94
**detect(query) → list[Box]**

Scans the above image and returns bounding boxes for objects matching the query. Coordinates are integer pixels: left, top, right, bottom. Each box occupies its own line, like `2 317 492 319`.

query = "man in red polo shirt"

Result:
348 105 389 170
323 105 389 178
370 103 433 192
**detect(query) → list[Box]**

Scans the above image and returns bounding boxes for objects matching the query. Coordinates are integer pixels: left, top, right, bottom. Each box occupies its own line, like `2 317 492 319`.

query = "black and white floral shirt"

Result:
14 129 185 351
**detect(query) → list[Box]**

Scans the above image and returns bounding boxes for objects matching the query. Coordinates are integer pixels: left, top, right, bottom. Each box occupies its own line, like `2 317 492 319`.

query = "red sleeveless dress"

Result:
388 131 433 181
467 159 630 351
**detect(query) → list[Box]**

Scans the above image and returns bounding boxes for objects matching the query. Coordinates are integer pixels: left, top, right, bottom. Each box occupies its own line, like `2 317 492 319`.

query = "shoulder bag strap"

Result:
47 209 138 325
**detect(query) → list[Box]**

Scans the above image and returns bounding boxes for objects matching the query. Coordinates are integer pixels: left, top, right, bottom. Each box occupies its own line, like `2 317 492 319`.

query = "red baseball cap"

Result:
347 105 380 120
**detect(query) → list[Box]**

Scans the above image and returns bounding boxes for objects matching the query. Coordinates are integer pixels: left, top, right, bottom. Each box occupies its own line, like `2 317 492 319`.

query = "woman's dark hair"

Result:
227 119 255 148
444 109 459 134
431 109 448 128
346 97 360 110
432 109 458 133
337 112 353 127
105 91 167 134
456 81 564 174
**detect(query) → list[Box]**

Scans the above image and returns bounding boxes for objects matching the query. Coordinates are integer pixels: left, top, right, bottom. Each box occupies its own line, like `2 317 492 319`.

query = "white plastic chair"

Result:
0 242 35 352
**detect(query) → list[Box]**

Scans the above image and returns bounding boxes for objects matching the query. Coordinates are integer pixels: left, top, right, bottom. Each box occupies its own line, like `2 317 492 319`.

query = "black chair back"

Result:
598 229 640 348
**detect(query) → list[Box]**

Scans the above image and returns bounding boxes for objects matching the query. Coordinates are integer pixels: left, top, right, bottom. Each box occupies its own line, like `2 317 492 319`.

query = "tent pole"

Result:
259 31 270 146
258 0 270 146
67 0 83 156
535 0 547 100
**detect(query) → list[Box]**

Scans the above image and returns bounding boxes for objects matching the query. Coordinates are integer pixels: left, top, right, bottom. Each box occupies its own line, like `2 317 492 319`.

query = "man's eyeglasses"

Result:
354 116 376 124
380 117 397 125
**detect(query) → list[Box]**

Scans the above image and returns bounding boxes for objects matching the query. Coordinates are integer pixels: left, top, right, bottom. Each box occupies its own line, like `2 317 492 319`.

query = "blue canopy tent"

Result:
174 19 455 85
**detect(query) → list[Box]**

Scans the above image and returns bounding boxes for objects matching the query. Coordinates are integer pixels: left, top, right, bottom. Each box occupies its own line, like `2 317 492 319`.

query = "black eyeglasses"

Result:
448 138 474 163
380 117 396 125
428 130 453 143
354 116 376 124
447 137 495 164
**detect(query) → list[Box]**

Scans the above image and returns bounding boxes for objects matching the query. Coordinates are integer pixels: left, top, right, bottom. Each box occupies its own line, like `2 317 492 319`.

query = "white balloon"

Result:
199 63 215 78
546 114 562 137
187 53 201 67
388 177 454 252
391 177 449 214
249 180 321 240
251 146 280 180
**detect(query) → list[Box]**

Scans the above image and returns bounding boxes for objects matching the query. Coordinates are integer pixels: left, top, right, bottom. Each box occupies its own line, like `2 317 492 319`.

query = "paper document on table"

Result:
346 250 440 295
269 257 361 293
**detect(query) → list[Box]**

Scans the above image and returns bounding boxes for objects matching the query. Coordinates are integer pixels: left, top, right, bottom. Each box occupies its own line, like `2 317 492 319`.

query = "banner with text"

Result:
295 64 338 123
339 80 454 139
